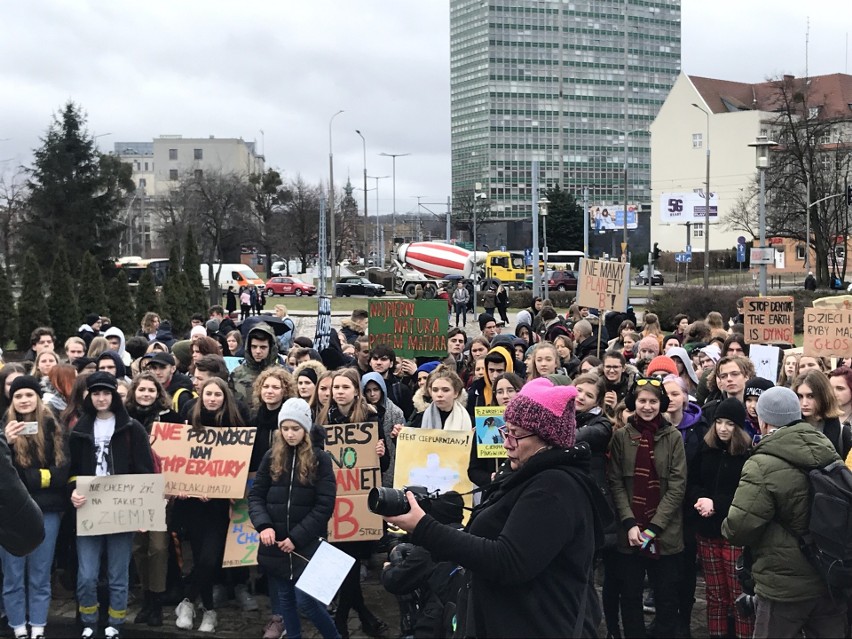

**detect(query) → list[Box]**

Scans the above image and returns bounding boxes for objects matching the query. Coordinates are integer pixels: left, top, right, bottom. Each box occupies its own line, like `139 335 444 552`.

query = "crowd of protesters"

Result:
0 293 850 639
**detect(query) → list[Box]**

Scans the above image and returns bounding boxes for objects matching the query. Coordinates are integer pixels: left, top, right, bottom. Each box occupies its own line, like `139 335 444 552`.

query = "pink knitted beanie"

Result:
504 377 578 448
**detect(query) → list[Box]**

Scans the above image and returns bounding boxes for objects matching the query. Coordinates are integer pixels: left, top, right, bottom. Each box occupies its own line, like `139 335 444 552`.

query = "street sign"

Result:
685 244 692 254
524 248 532 266
675 252 692 263
737 236 747 245
737 244 747 263
750 247 775 265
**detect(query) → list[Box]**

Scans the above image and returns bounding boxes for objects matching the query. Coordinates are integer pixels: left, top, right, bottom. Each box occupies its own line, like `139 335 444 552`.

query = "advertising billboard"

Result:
590 205 638 232
659 191 719 224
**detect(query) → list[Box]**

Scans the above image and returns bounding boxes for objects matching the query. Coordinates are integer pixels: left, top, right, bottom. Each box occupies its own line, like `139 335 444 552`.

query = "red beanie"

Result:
646 355 678 378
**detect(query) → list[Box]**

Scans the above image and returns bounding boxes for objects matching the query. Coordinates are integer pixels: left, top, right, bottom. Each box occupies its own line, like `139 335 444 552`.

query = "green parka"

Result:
722 422 842 602
607 419 687 555
230 323 281 406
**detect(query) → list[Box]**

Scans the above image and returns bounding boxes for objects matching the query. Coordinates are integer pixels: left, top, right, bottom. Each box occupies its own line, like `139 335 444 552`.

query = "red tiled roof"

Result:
688 73 852 119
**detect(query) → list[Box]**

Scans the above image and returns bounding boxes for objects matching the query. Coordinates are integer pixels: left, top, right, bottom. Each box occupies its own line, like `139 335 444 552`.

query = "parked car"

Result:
636 267 664 286
335 276 386 297
523 270 578 292
265 276 317 297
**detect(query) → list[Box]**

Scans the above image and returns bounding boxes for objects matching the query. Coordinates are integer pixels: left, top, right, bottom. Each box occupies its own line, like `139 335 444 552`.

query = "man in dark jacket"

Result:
722 387 846 638
804 271 817 291
0 437 44 556
142 352 195 414
230 323 281 405
370 345 414 420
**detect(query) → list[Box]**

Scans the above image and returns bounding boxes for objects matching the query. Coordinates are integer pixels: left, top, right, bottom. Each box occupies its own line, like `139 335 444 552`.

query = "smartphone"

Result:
19 422 38 436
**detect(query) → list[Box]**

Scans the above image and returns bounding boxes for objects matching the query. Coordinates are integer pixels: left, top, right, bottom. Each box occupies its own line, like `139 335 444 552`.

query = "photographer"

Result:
384 378 610 638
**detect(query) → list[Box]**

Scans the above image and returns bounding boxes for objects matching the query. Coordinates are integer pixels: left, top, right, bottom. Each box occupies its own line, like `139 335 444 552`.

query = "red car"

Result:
264 276 316 297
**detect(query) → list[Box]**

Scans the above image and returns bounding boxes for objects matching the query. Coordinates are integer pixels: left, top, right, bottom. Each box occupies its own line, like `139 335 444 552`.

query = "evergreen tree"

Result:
16 250 50 350
106 270 136 336
162 243 189 335
47 247 79 342
542 185 585 252
183 227 207 316
0 265 16 349
135 267 160 323
77 252 108 317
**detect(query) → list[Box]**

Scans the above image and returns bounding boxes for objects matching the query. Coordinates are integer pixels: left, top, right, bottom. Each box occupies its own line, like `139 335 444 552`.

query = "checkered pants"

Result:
697 535 755 639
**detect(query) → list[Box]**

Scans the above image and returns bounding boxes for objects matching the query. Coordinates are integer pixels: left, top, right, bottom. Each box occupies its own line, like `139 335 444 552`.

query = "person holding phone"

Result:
0 375 68 639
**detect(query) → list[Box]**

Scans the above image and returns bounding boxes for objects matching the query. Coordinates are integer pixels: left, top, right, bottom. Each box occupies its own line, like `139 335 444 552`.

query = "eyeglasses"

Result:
498 426 537 445
603 365 623 370
635 378 662 388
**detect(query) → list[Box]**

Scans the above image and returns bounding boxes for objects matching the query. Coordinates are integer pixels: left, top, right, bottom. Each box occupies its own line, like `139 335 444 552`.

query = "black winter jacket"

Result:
0 437 45 556
1 415 70 514
575 409 612 496
686 444 749 539
412 446 609 639
248 446 336 580
250 404 282 472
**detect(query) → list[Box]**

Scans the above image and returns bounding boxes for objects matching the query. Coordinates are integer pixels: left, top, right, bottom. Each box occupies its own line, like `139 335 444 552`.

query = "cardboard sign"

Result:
368 299 448 357
749 343 780 382
222 476 258 568
76 474 167 536
743 296 794 344
577 258 629 312
804 308 852 358
324 422 383 542
150 422 256 499
394 427 476 518
474 406 506 458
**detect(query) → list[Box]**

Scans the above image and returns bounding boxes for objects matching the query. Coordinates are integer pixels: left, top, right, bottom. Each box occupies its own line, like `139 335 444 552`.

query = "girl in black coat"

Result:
1 376 69 639
250 368 296 473
316 369 389 638
249 397 338 638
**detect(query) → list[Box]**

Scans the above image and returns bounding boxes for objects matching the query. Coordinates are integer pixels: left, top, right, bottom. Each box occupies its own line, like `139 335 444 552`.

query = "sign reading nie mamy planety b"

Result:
577 258 629 312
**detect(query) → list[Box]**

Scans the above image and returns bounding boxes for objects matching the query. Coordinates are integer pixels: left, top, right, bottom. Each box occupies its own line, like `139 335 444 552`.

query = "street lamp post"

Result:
379 152 411 252
368 175 390 264
692 103 711 288
538 197 550 300
604 128 643 260
355 130 368 263
328 110 344 291
473 183 487 313
749 136 777 296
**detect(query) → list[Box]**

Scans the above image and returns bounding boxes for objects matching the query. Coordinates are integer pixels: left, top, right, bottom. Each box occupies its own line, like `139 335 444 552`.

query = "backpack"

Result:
171 387 197 413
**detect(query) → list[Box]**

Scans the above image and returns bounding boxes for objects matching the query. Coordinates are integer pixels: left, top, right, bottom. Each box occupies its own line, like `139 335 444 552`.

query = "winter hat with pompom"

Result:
504 377 578 448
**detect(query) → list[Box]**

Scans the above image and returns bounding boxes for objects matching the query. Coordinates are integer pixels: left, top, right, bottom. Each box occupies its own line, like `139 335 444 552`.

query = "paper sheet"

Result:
294 540 356 605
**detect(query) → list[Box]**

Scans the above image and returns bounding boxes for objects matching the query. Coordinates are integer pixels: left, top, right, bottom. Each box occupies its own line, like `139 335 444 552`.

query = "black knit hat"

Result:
744 377 774 400
713 398 746 430
298 367 318 385
478 313 496 331
9 375 43 399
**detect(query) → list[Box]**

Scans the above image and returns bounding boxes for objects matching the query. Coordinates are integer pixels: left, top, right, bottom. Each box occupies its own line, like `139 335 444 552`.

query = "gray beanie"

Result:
278 398 313 433
756 386 801 428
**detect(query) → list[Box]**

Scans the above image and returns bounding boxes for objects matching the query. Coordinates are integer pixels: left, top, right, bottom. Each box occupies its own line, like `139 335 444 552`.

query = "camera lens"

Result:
367 487 411 517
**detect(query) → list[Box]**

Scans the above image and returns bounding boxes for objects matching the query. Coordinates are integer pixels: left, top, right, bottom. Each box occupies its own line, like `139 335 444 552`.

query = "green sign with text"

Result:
367 299 448 357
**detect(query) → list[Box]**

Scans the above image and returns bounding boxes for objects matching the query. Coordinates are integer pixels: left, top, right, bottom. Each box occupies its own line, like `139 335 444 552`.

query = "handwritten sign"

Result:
368 299 448 357
295 540 356 606
743 296 794 344
394 427 475 518
577 258 629 312
804 308 852 358
76 474 166 536
222 476 258 568
324 422 383 542
150 422 256 499
475 406 506 458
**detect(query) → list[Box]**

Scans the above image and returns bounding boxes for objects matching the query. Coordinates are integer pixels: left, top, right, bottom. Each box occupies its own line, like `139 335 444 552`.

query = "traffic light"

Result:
846 183 852 207
653 242 661 262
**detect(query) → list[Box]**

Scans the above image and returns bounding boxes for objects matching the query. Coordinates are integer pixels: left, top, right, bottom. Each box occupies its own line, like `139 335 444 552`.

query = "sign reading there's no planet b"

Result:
76 474 167 536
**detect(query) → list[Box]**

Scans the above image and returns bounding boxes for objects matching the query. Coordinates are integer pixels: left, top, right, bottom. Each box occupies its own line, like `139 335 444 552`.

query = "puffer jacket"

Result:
722 422 841 602
607 418 687 555
248 446 336 580
230 323 281 405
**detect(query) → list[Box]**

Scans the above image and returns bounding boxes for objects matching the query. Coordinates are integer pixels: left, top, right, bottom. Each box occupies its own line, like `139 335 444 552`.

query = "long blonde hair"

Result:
6 395 65 469
269 428 317 484
316 369 370 425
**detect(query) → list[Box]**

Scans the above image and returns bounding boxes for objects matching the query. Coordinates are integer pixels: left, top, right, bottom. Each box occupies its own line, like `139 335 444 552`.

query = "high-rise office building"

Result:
450 0 681 235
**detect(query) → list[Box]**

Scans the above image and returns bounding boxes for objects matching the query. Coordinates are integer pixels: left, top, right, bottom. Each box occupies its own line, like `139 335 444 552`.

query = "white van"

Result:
200 263 265 293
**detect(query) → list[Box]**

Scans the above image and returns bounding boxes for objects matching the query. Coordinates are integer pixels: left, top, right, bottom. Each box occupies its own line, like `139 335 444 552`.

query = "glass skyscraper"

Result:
450 0 681 222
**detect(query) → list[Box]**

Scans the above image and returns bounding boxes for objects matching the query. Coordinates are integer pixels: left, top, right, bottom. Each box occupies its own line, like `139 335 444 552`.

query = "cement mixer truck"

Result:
385 242 483 298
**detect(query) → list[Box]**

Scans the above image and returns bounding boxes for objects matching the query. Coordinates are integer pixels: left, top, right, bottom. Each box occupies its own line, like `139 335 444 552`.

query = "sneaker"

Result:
81 628 95 639
198 608 217 633
643 592 656 614
104 627 121 639
235 583 259 612
263 614 286 639
175 598 195 630
212 584 228 609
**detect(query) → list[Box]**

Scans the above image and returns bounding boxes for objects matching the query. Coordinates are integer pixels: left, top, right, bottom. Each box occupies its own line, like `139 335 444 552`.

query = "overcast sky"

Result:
1 0 848 217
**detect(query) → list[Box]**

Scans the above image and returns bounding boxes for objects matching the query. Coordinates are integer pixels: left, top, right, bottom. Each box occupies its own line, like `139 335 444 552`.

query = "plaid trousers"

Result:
697 535 755 639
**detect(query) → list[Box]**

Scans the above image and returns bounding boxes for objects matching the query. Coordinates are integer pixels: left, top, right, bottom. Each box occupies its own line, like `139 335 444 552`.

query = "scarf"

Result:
421 401 472 431
630 415 662 531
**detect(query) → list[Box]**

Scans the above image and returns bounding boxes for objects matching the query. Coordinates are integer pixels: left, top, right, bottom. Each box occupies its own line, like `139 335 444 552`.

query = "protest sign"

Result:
577 258 629 312
223 356 241 373
222 475 258 568
368 299 448 357
295 540 356 606
743 296 794 344
150 422 256 499
324 422 383 542
314 295 332 352
394 427 476 516
749 343 781 382
76 474 166 536
804 308 852 358
474 406 506 458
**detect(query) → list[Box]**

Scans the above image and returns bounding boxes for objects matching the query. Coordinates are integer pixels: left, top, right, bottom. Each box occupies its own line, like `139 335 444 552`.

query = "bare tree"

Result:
248 168 291 277
0 169 28 270
452 189 493 245
282 176 320 273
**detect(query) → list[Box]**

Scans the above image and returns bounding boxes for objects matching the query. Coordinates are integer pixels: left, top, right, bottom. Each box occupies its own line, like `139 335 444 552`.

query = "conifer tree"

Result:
0 265 17 349
135 267 160 323
106 270 136 336
16 250 50 350
47 247 80 342
161 243 189 334
77 252 108 317
183 227 207 316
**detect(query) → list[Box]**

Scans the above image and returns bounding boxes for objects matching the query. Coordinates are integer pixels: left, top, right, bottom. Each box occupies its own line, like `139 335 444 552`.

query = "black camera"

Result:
734 551 757 618
368 486 433 517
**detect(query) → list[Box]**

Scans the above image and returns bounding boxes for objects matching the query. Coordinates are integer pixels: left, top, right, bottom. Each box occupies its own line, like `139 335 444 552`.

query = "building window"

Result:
692 133 702 149
138 178 146 188
693 223 704 238
194 148 203 160
169 148 178 160
144 162 149 171
795 245 806 260
194 169 203 180
169 169 178 180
